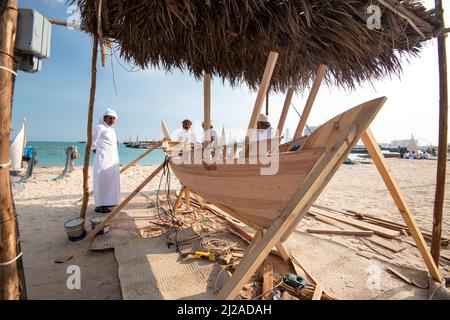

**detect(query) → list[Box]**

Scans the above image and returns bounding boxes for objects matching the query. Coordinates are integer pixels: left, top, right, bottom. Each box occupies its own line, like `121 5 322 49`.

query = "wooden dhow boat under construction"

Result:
165 97 387 231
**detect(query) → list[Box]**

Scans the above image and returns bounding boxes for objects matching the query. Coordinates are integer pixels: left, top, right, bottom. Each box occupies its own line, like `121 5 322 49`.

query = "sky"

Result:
11 0 450 146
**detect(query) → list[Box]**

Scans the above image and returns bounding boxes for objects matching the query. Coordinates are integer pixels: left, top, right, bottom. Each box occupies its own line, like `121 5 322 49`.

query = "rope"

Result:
0 251 22 266
0 160 11 168
0 65 17 75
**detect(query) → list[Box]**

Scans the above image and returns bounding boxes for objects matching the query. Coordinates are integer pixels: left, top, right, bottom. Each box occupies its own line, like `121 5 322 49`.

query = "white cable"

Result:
0 251 23 266
0 160 11 168
0 65 17 76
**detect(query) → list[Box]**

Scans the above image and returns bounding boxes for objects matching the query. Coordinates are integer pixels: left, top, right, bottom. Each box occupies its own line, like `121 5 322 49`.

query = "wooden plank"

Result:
262 260 273 300
385 266 413 285
312 283 323 300
309 211 406 252
306 229 374 236
185 189 191 210
120 141 162 173
246 52 279 132
293 65 327 139
361 239 394 259
84 162 165 241
275 242 290 262
310 208 400 238
361 129 443 283
277 87 295 136
174 186 186 209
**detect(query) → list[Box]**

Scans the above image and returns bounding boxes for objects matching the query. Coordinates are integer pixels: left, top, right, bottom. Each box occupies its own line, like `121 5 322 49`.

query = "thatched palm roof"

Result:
74 0 439 91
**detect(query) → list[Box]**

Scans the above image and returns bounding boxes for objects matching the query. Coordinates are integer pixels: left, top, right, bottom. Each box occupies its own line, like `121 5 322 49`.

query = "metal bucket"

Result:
64 218 86 241
90 217 109 235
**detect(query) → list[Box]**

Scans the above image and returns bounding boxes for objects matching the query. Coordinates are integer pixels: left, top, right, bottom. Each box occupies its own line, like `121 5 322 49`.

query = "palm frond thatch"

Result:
74 0 438 91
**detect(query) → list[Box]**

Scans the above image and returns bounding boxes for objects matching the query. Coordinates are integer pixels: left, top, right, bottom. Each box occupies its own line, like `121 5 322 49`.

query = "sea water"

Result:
26 141 166 167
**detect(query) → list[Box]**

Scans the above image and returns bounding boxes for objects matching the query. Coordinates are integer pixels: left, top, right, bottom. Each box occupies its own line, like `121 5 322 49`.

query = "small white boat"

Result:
9 117 27 171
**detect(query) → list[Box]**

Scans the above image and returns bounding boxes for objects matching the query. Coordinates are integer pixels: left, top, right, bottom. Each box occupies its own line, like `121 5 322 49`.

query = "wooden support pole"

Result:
0 0 25 300
360 129 443 283
277 87 294 138
80 35 99 219
85 162 166 241
246 52 279 133
294 65 327 139
174 186 186 209
431 0 448 265
204 73 211 143
192 192 206 209
120 141 162 174
185 189 191 211
275 242 290 262
312 283 323 300
262 260 273 300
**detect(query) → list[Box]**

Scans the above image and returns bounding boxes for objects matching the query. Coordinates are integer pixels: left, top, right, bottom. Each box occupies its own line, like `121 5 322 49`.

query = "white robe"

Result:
176 129 196 143
92 121 120 207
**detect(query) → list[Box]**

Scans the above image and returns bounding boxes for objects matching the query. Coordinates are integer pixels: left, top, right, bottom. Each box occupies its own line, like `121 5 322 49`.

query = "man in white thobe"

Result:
176 119 197 143
253 114 276 141
92 108 120 213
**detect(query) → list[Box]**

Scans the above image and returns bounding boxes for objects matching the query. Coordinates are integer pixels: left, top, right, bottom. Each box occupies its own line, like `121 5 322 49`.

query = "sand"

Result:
11 158 449 299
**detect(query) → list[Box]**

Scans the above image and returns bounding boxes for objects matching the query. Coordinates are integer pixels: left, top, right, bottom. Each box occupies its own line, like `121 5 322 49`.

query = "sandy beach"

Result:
12 158 449 299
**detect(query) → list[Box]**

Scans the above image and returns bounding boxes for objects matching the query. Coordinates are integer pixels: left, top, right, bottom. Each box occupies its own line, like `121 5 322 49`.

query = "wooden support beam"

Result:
85 162 165 241
192 192 206 209
277 87 294 138
431 0 448 265
80 35 99 219
174 186 186 209
306 229 374 236
185 189 191 211
0 0 25 300
204 73 211 143
275 242 290 262
361 129 443 283
262 260 273 300
294 65 327 139
312 283 323 300
246 52 278 133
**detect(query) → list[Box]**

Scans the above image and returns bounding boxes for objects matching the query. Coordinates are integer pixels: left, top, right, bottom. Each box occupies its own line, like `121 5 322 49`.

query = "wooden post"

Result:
185 188 191 211
293 65 327 139
0 0 25 300
85 162 165 241
246 52 278 133
431 0 448 265
80 35 99 219
204 73 211 143
277 87 294 138
361 129 443 283
174 186 186 209
262 260 273 300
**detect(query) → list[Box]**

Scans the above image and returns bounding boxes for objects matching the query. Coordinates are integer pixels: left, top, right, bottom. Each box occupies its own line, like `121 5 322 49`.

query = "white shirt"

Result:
176 128 196 144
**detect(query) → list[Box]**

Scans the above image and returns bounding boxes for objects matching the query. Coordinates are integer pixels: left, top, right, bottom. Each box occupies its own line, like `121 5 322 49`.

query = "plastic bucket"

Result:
90 217 109 235
64 218 86 241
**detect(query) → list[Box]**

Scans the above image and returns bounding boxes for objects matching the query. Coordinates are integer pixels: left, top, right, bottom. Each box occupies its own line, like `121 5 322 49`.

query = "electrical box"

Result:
15 8 52 59
19 55 42 73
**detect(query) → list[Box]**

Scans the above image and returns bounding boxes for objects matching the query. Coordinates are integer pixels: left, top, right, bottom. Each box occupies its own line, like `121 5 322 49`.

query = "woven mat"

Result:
90 212 149 251
114 237 227 300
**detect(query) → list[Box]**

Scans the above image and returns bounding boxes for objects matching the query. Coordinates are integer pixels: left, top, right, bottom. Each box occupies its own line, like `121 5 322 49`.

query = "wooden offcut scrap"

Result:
307 228 374 236
309 208 400 238
308 211 406 253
